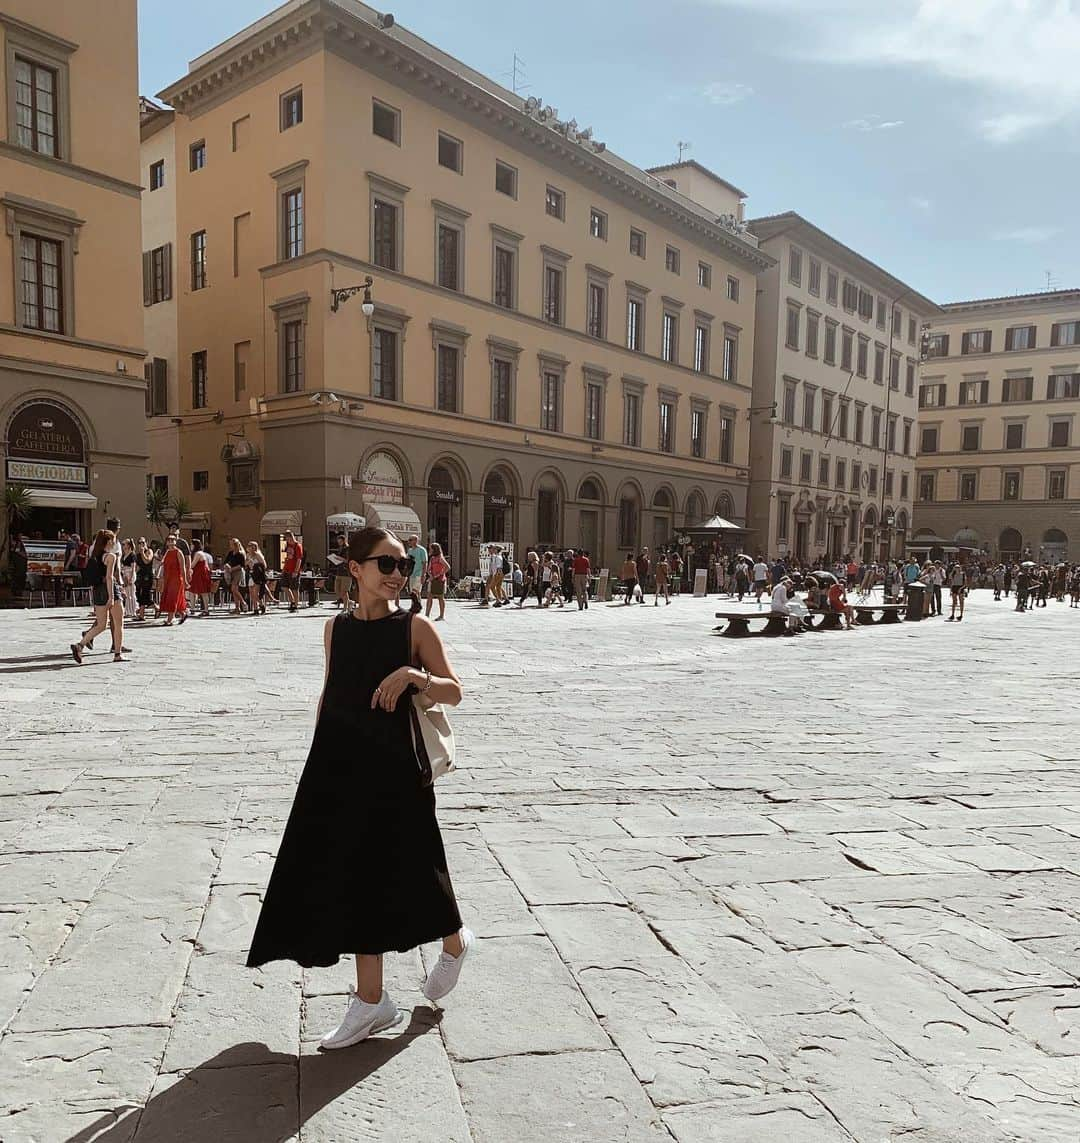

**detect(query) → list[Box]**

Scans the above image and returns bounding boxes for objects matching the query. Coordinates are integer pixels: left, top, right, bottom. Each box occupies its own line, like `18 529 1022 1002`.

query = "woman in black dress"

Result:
247 526 471 1050
134 537 156 621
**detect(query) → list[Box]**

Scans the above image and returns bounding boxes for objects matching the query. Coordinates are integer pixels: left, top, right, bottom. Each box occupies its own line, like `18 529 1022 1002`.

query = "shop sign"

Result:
8 402 85 464
359 450 404 505
6 459 88 486
430 487 461 504
484 494 514 508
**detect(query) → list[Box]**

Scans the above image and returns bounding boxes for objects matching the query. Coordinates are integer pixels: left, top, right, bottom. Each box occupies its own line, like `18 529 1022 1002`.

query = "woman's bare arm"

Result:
411 613 462 706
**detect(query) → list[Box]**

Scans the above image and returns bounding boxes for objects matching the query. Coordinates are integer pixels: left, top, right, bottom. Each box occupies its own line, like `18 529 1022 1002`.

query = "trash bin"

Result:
904 581 926 622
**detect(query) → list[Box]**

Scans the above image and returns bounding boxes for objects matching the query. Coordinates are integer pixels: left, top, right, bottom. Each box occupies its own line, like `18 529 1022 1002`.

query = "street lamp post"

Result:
330 275 375 316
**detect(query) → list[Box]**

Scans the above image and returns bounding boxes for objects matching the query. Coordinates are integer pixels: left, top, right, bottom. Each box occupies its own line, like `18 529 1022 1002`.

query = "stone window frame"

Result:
537 350 568 434
270 291 309 394
368 171 408 273
788 244 803 286
585 264 611 341
545 184 565 221
802 382 818 431
917 471 935 502
589 206 608 241
583 364 609 441
1048 412 1074 449
902 416 913 455
625 280 649 352
959 418 983 452
437 130 464 174
873 341 886 384
487 335 521 424
629 227 646 259
622 374 645 448
722 322 740 382
856 334 869 378
540 244 570 327
1001 469 1022 502
805 308 821 358
837 396 851 440
835 457 847 491
3 15 75 162
661 296 683 365
490 223 521 311
799 448 813 483
718 404 736 464
494 159 517 199
657 385 679 454
693 312 711 375
785 299 801 349
779 444 793 480
279 85 303 132
433 198 469 293
372 97 402 145
271 159 307 263
369 303 411 402
820 389 835 437
665 244 681 275
1047 468 1068 500
823 317 838 365
430 318 469 414
958 470 978 501
690 397 710 459
919 422 940 454
3 192 81 337
854 400 866 443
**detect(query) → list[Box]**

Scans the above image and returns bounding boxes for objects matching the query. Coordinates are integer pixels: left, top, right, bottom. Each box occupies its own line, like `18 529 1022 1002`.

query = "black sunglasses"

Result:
357 555 412 576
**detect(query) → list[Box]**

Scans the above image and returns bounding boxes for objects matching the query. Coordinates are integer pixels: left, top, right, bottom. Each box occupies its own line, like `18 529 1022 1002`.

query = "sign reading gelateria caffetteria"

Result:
5 401 88 486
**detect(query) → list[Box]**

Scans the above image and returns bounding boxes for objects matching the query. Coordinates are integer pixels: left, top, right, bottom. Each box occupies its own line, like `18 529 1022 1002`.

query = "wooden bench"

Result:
803 606 845 631
852 602 905 625
714 610 789 637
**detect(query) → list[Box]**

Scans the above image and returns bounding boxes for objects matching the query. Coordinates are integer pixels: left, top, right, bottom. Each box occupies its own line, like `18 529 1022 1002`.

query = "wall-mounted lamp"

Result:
747 402 778 425
330 274 375 316
171 410 224 425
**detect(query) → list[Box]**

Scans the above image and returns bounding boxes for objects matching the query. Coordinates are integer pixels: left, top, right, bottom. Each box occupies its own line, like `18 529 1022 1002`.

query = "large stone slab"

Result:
664 1092 856 1142
487 842 625 905
979 987 1080 1056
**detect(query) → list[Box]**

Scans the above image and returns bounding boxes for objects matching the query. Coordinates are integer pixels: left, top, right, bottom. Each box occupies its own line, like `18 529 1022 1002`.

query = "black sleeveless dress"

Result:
247 608 461 967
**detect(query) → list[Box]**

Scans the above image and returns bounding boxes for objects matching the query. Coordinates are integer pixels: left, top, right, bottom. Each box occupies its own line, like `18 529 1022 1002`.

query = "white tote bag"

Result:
410 691 456 783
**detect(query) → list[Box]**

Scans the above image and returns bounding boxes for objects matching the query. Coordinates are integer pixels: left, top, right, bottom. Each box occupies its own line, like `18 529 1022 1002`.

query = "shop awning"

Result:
260 509 303 534
327 512 366 528
686 515 751 534
365 502 422 539
25 488 97 509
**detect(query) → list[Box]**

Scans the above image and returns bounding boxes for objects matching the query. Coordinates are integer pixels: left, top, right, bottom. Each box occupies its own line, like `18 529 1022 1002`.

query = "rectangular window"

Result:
1050 420 1071 447
192 470 208 492
903 420 912 455
722 334 737 381
826 269 839 305
1049 470 1067 499
856 337 868 377
493 245 515 310
541 372 561 431
189 140 206 171
868 466 878 494
786 304 800 349
788 245 802 285
662 312 678 363
659 401 675 453
697 261 711 288
887 415 898 452
841 330 853 371
926 333 950 358
1006 325 1036 351
694 325 709 373
585 381 603 440
630 228 646 258
191 350 207 409
783 382 797 425
282 187 304 259
587 282 606 339
905 360 915 396
900 472 909 500
841 278 858 312
908 316 917 344
858 289 874 322
854 405 864 442
665 245 681 274
851 462 861 491
624 392 641 446
960 472 977 501
780 446 793 480
806 312 819 356
808 258 821 296
280 87 303 130
372 100 400 143
777 494 791 541
589 208 608 240
149 159 165 191
190 230 207 290
961 424 981 451
13 56 58 155
1002 376 1034 402
726 275 739 302
803 387 816 429
919 473 935 502
495 160 517 198
890 351 901 390
145 357 168 416
1004 422 1024 449
543 264 563 325
920 426 938 453
874 344 885 384
437 344 459 412
1047 373 1080 399
282 320 303 392
692 407 706 458
143 243 172 306
799 450 812 482
373 328 398 400
919 383 946 408
823 322 837 364
821 394 833 436
545 185 565 220
835 459 846 489
876 297 887 330
437 224 460 290
1003 471 1021 501
871 409 882 447
719 411 734 463
437 132 462 172
626 296 643 351
233 341 248 401
818 455 830 486
961 329 992 354
491 358 512 423
838 401 849 440
372 199 398 270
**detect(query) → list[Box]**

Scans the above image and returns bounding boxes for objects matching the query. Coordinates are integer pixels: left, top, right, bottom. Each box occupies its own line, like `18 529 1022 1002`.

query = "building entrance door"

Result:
795 519 809 560
579 510 598 559
828 523 843 563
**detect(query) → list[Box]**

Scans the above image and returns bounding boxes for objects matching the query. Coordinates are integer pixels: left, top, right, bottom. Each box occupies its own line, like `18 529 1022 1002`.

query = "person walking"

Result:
619 553 637 605
946 562 967 621
1070 565 1080 608
482 545 504 608
246 526 471 1047
134 538 155 621
158 534 189 626
752 556 769 603
328 533 352 609
246 541 269 615
224 538 248 613
120 539 138 619
70 529 126 663
654 552 671 606
189 540 214 615
572 548 591 610
405 534 428 606
424 542 450 621
281 530 305 613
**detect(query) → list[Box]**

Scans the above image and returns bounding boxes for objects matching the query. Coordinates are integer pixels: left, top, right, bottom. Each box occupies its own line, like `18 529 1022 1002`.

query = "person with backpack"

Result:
70 530 126 664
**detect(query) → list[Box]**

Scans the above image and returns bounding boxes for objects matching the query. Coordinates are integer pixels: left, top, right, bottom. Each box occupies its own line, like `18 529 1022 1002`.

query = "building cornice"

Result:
938 290 1080 318
0 140 142 198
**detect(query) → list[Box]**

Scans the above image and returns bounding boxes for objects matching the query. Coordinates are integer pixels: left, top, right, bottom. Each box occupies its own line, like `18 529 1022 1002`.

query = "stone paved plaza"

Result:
2 590 1080 1142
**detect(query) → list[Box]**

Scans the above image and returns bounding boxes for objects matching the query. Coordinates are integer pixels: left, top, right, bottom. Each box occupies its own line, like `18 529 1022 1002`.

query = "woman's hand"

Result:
371 666 422 712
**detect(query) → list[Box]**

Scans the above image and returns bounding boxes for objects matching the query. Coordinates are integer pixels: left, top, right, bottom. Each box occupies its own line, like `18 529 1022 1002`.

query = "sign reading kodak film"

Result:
6 459 88 485
5 401 88 487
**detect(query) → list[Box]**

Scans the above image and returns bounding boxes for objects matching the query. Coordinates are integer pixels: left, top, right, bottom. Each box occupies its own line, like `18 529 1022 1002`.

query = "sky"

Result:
138 0 1080 305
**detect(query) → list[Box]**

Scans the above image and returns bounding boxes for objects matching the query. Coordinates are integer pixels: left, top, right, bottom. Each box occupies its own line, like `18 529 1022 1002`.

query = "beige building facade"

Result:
154 0 773 573
913 289 1080 563
746 213 937 564
0 1 145 548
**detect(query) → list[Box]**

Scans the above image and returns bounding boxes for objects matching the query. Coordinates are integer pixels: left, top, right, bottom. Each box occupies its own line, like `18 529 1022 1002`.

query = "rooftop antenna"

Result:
677 140 692 162
1046 269 1057 292
504 52 529 96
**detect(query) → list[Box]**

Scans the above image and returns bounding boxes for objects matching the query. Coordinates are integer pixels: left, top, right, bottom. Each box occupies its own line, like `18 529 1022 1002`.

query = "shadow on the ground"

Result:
64 1013 439 1143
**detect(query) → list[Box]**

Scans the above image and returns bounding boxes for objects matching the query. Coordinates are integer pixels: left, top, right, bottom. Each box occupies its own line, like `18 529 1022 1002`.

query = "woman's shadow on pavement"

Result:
63 1008 441 1143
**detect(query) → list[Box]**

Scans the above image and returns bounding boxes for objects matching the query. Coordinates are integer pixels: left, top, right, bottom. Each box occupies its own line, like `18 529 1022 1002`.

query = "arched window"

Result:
685 492 706 525
999 527 1022 556
617 492 639 549
653 488 672 509
1044 528 1067 545
579 479 601 501
715 492 735 520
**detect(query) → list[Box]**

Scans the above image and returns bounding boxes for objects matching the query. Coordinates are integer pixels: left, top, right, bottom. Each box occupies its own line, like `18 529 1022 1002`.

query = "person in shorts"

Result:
752 556 769 602
946 562 966 621
281 530 304 613
406 535 428 600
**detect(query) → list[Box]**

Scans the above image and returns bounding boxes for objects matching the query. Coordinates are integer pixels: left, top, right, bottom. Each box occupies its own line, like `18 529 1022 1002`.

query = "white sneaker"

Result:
318 988 402 1050
423 928 475 1002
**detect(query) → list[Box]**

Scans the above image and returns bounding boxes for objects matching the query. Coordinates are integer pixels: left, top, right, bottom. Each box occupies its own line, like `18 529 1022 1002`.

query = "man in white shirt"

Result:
770 576 801 635
752 558 769 602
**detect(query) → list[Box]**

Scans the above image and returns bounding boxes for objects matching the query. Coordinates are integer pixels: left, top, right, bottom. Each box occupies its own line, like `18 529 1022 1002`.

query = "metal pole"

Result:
879 292 908 562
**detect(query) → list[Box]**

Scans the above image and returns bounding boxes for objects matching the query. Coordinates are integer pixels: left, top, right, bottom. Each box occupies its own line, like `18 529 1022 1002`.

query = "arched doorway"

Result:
482 469 516 544
999 527 1022 561
535 471 563 549
862 506 877 563
685 490 706 526
1042 528 1067 564
616 484 640 554
427 462 462 570
577 477 603 559
652 488 674 550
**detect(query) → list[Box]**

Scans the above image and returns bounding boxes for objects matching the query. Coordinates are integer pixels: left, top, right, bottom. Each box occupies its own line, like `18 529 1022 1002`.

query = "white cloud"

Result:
843 115 904 132
910 195 932 211
702 81 753 106
992 225 1062 243
699 0 1080 142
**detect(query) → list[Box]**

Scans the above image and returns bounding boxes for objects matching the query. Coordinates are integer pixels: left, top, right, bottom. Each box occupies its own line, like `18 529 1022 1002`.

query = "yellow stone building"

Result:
152 0 773 571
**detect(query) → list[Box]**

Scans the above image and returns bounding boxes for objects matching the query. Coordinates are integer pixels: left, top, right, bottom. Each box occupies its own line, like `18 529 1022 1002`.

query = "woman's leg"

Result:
109 601 125 653
78 605 109 647
438 593 446 620
355 954 384 1004
425 591 434 617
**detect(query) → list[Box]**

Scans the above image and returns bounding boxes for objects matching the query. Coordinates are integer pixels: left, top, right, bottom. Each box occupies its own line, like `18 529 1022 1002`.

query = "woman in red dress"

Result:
159 534 189 625
189 539 213 615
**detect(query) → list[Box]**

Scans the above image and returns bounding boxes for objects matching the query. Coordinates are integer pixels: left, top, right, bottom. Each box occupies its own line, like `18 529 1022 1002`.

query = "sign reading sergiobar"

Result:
5 401 88 487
